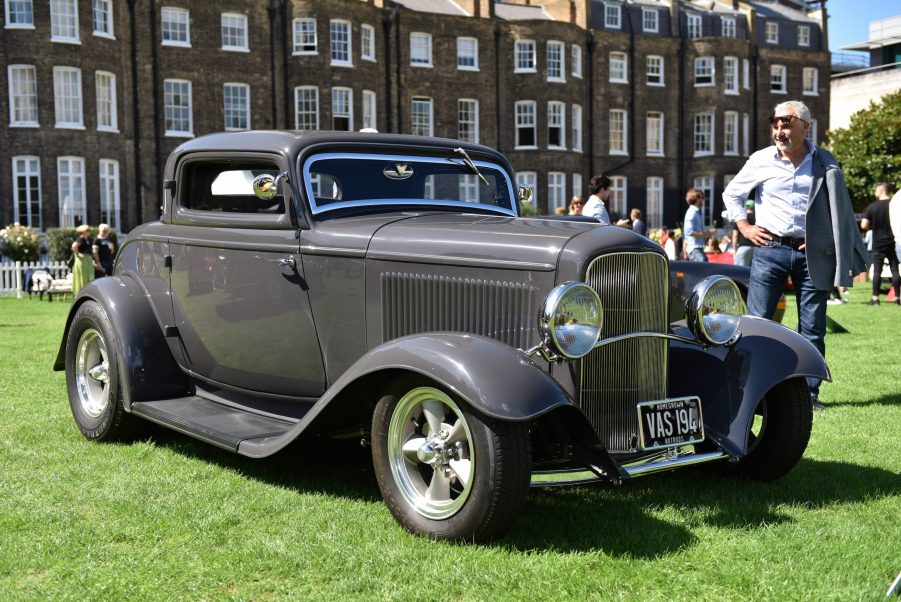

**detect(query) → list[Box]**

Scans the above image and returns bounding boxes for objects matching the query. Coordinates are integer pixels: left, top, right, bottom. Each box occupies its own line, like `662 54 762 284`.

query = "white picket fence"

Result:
0 260 71 297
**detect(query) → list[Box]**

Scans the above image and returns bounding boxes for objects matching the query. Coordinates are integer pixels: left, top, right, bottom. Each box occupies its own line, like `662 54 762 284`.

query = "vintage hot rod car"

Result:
55 131 828 541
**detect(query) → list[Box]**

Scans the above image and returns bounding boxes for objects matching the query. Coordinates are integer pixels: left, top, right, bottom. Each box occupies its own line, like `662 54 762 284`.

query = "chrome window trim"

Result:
300 152 518 217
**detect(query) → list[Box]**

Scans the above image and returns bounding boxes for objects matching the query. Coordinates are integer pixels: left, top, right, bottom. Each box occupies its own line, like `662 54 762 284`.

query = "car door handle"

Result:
269 255 296 270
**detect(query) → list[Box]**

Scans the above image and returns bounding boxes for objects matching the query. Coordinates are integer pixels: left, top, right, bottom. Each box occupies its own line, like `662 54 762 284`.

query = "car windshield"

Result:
300 152 517 216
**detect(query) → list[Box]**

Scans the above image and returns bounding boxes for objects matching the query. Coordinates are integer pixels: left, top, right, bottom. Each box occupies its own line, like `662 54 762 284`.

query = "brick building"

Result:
1 0 830 233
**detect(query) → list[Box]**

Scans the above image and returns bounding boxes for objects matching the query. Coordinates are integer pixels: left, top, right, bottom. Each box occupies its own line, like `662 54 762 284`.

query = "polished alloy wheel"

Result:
75 328 110 418
387 387 475 519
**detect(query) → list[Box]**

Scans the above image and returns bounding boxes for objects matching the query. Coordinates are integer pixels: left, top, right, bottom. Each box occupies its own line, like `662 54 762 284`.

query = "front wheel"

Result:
731 377 813 481
371 379 531 541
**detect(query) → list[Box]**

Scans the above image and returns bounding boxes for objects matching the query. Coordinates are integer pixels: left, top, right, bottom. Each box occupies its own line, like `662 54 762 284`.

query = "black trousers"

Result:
870 246 901 297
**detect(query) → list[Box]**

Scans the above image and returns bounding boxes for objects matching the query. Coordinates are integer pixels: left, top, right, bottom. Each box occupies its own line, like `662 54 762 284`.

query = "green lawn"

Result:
0 291 898 600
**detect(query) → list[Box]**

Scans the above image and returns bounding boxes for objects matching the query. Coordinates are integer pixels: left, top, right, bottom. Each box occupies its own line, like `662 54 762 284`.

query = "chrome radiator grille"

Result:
580 252 669 452
381 272 536 349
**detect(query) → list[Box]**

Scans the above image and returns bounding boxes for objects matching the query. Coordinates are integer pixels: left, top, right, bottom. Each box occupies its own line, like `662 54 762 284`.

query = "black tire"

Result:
371 377 531 542
65 300 143 441
730 377 812 481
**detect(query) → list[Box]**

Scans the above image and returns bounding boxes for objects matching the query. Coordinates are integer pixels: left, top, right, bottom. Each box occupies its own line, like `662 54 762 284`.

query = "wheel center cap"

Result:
88 361 109 383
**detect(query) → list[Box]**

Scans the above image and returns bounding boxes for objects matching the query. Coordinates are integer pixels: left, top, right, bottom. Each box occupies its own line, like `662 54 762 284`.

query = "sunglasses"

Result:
770 115 808 128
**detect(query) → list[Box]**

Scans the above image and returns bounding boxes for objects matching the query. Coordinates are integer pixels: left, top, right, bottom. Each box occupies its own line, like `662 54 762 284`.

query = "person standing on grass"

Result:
582 175 612 225
683 188 715 262
732 200 756 266
71 225 95 294
861 182 900 305
722 100 869 410
630 208 645 236
92 223 115 278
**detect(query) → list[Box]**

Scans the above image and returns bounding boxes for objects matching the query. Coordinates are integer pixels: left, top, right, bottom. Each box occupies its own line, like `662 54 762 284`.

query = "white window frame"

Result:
721 16 735 38
362 89 376 130
516 171 537 208
605 3 621 29
330 19 352 67
742 59 750 89
92 0 114 38
693 176 715 225
514 40 536 73
221 13 248 52
547 41 565 82
742 112 749 156
687 14 702 39
609 109 628 156
95 70 118 132
548 172 566 212
573 173 583 201
457 37 478 71
765 22 778 44
694 57 715 87
609 52 628 83
293 18 317 55
770 64 786 94
98 158 120 231
514 100 536 149
5 0 35 29
361 24 375 61
646 55 664 86
798 25 810 47
8 64 39 127
571 44 582 78
331 87 353 131
294 86 319 130
459 175 478 202
572 104 582 152
161 7 190 47
547 101 565 150
693 112 714 157
410 32 432 68
723 56 738 95
223 82 250 131
609 176 627 216
646 177 663 229
12 155 42 230
163 78 193 137
57 156 86 228
642 8 658 33
457 98 479 143
805 119 817 145
53 66 84 129
411 97 433 137
50 0 79 43
724 110 739 156
803 67 818 96
646 111 664 157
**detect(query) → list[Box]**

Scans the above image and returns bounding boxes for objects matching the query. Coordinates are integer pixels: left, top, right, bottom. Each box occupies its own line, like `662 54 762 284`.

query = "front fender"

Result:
53 275 188 407
238 333 577 458
669 316 829 456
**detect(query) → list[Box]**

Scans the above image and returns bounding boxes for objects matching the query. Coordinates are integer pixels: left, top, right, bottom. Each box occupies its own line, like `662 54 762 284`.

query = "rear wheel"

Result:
371 378 530 541
731 377 812 481
65 301 143 441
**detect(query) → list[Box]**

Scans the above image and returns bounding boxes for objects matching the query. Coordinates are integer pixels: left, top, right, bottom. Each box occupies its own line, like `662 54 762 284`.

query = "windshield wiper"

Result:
451 147 490 187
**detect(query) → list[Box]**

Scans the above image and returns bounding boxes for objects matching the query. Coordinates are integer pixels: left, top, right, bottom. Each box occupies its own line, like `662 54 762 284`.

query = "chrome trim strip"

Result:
591 331 704 350
621 451 727 477
368 250 555 271
529 450 728 487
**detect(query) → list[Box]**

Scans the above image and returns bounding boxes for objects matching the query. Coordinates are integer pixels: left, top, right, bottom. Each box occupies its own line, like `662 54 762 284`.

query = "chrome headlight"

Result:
538 282 603 359
686 276 744 345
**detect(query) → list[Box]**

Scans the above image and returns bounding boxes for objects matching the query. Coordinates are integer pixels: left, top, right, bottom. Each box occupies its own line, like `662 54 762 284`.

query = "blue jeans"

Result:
747 242 828 396
688 248 708 262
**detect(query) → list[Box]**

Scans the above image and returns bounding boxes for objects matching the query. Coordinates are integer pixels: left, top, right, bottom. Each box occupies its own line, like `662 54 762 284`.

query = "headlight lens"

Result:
686 276 743 345
539 282 603 359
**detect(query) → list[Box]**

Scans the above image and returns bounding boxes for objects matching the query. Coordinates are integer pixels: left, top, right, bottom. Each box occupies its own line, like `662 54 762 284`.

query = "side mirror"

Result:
518 186 533 205
252 172 289 201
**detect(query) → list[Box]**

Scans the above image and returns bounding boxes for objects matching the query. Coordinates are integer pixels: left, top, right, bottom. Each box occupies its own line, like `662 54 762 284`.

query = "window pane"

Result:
295 87 319 130
162 7 190 45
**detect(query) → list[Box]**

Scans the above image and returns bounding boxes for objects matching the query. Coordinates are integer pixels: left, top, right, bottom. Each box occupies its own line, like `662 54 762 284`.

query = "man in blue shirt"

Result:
683 188 713 262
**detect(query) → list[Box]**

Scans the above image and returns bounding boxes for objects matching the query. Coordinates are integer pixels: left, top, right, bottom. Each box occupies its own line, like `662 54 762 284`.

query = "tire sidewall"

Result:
65 301 122 440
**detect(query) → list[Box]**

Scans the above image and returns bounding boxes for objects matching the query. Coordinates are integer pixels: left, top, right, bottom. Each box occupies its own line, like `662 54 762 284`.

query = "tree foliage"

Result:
825 90 901 211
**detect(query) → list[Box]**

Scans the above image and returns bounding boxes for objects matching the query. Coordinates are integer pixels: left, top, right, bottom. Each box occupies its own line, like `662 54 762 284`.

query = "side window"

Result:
181 160 285 214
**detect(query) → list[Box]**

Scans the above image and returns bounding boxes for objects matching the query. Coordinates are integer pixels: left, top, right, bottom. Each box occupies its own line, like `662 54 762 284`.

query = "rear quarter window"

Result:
180 160 284 214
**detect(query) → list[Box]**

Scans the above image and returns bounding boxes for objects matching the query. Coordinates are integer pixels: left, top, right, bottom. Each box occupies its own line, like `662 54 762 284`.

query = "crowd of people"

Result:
70 223 116 294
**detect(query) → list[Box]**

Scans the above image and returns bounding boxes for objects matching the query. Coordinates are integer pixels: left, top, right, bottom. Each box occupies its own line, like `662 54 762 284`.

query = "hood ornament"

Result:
384 163 414 180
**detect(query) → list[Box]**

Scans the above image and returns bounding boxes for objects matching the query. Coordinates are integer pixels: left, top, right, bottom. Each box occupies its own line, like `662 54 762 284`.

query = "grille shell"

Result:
580 252 669 452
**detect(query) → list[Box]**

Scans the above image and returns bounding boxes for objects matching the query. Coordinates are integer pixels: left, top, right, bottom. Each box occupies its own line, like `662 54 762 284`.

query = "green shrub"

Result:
0 223 41 262
45 227 118 262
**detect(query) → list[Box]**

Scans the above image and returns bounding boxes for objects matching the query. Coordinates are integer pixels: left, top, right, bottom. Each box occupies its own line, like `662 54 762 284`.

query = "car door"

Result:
167 152 325 398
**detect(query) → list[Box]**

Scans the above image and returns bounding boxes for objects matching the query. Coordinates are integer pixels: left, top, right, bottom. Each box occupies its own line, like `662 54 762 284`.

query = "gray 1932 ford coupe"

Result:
55 131 828 541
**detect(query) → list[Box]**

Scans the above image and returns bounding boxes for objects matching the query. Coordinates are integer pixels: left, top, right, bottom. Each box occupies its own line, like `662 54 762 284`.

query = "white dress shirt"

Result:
722 142 815 238
582 194 610 225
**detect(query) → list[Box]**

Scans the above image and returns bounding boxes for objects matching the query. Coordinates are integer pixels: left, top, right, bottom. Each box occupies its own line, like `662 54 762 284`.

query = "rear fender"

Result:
53 275 188 408
669 316 829 456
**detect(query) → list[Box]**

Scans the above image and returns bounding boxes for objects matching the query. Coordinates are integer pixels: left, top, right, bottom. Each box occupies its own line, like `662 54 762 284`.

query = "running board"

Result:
130 396 297 452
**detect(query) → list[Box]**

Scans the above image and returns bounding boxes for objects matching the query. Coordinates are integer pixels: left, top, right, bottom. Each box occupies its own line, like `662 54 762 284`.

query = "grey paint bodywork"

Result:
55 130 829 464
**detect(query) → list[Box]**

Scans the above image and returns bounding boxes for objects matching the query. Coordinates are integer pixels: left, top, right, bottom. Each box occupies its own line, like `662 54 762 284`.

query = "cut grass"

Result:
0 291 898 600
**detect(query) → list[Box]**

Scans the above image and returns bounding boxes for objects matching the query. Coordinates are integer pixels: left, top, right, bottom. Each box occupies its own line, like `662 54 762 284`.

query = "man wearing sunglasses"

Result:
722 100 869 410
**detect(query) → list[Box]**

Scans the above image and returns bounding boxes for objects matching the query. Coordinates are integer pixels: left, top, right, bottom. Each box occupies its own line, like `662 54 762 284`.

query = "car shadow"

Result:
133 429 899 557
824 391 901 408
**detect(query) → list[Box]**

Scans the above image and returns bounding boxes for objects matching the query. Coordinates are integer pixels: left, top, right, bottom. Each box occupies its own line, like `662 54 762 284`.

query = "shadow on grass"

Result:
824 391 901 408
131 427 900 557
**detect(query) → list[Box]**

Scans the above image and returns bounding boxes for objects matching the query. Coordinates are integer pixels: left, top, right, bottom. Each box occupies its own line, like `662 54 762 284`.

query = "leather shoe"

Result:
869 299 880 306
812 399 827 411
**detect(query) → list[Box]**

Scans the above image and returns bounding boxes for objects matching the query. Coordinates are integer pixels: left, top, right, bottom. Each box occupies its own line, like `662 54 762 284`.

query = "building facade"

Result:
1 0 830 234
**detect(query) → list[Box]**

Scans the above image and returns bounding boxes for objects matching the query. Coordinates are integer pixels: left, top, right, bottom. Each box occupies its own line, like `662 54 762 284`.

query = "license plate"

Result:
636 397 704 451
